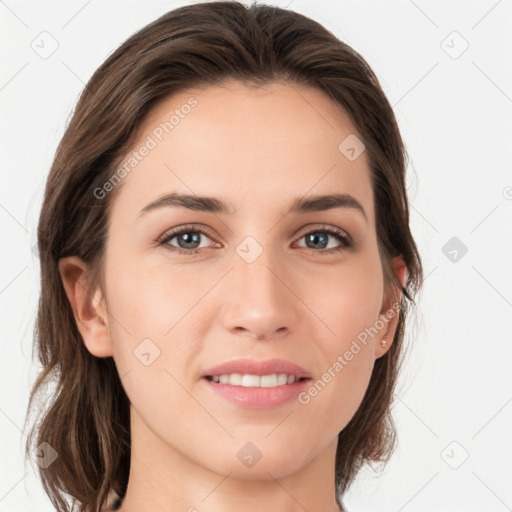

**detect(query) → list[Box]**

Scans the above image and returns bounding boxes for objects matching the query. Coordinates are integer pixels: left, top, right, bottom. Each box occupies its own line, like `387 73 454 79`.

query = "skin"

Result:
60 79 405 512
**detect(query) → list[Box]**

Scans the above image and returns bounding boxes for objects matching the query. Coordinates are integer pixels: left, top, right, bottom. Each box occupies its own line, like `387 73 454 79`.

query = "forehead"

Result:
111 79 374 221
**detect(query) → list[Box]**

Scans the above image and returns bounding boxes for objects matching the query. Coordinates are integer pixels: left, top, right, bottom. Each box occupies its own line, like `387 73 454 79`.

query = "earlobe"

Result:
58 256 113 358
375 255 407 359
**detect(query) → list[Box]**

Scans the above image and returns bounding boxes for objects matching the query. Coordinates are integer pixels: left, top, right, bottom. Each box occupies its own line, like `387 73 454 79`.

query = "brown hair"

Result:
25 2 423 511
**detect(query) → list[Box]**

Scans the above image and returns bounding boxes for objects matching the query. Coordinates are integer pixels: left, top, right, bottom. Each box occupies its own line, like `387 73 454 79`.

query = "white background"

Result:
1 0 511 510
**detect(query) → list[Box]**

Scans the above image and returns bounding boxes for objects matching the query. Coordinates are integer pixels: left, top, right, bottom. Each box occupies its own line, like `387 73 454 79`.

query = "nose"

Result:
219 243 300 341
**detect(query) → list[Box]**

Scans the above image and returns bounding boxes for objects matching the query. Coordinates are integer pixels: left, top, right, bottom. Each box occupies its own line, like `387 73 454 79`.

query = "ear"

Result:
58 256 113 358
374 255 407 359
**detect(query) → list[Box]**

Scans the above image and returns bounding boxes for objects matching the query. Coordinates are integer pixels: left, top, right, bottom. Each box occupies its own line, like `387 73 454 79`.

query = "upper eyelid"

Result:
158 224 213 241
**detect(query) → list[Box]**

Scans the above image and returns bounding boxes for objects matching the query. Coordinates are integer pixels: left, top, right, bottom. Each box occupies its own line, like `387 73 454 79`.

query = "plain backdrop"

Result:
1 0 511 510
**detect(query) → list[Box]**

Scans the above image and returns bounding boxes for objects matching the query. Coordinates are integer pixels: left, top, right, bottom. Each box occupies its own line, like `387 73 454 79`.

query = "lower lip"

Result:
202 378 311 409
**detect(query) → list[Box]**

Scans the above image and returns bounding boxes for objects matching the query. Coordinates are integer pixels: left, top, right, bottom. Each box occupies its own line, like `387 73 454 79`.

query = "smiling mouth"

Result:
203 373 311 388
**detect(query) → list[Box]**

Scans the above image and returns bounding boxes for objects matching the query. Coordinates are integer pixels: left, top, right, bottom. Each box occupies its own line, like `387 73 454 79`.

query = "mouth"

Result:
200 358 313 408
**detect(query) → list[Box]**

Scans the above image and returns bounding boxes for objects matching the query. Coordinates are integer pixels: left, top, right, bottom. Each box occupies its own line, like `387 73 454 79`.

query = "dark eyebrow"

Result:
288 193 367 222
138 192 367 222
138 193 235 217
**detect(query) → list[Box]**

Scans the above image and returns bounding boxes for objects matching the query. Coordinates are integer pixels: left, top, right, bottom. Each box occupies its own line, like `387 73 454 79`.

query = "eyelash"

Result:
158 224 353 256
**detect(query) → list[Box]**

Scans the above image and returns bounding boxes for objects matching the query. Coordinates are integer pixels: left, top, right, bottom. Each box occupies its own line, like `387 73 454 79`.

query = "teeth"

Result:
261 374 278 387
230 373 243 386
277 374 288 385
210 373 299 387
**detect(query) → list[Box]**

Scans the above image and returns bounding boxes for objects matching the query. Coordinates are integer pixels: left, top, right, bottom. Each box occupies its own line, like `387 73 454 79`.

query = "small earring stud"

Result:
380 336 387 348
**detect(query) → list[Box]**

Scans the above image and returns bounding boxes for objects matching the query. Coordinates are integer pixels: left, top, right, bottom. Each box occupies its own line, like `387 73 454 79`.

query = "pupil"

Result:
306 233 327 249
179 232 200 249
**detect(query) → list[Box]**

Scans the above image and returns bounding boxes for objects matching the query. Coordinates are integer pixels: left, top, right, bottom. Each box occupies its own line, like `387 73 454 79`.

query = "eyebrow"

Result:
138 192 367 222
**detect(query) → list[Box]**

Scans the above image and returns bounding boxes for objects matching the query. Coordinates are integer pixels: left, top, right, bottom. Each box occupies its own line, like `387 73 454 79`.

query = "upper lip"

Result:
201 358 312 379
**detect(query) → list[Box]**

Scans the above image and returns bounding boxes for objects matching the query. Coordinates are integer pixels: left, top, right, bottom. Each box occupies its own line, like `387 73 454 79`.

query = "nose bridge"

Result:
220 235 298 337
238 238 281 296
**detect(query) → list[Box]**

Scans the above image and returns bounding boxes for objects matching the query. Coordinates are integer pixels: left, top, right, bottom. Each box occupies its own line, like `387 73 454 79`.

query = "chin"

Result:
199 441 315 481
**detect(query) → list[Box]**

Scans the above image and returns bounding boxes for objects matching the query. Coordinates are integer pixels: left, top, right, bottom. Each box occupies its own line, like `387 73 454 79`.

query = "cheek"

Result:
298 254 383 421
103 251 203 346
103 253 209 414
310 252 384 346
299 328 376 426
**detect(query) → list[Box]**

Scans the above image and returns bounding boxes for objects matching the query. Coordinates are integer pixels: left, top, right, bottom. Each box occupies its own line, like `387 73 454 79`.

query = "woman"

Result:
25 2 423 511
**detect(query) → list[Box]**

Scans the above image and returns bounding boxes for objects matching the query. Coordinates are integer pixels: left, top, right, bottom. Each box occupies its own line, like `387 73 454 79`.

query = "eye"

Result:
158 224 353 256
294 226 352 255
158 225 217 255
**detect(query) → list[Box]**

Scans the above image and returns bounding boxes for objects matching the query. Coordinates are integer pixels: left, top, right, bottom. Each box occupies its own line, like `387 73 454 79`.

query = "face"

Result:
88 80 401 480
